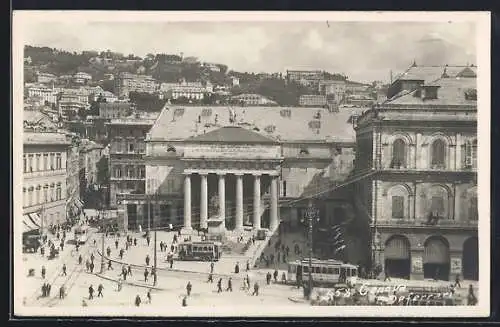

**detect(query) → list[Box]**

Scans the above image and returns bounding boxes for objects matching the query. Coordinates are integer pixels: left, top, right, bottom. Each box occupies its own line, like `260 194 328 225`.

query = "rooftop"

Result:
394 64 477 84
24 131 70 145
385 76 477 107
107 111 159 126
79 139 104 151
148 106 366 143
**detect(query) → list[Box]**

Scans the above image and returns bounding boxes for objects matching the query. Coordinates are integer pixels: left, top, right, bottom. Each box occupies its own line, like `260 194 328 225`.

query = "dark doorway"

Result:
462 237 479 280
127 204 138 231
423 236 450 281
384 235 411 279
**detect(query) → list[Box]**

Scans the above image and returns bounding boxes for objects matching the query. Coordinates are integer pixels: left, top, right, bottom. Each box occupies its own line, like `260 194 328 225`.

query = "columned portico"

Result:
218 173 226 229
235 173 244 231
200 173 208 229
253 174 262 230
270 175 279 231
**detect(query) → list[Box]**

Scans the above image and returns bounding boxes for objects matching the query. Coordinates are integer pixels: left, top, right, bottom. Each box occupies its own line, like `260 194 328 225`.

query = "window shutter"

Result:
392 196 404 219
465 141 472 167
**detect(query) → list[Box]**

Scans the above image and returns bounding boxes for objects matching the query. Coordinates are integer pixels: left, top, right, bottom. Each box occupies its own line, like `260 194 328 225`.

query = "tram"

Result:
287 258 359 286
177 241 223 261
74 226 89 244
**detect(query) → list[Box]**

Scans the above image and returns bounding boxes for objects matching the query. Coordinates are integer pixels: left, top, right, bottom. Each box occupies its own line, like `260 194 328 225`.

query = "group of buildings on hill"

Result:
21 61 479 282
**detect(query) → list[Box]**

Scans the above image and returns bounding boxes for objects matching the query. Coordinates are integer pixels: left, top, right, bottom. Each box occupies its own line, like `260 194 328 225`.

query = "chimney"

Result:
412 60 417 67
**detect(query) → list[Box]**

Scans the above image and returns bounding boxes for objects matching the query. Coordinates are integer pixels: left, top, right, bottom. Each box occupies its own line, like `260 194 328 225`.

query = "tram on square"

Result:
74 226 89 244
177 241 223 261
287 258 359 286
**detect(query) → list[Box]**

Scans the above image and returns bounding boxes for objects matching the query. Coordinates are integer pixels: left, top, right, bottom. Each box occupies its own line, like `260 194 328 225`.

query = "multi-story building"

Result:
299 95 327 107
345 80 371 94
23 131 71 232
230 93 278 106
99 102 133 119
73 72 93 85
286 70 323 87
116 105 364 262
168 85 206 101
353 64 478 281
106 112 159 213
26 84 60 104
95 91 118 103
79 139 104 191
36 72 57 84
115 72 158 98
319 80 347 104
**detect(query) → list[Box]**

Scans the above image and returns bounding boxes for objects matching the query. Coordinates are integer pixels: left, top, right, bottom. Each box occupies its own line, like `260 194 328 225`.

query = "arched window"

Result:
392 196 405 219
391 139 406 168
431 139 446 168
468 196 478 221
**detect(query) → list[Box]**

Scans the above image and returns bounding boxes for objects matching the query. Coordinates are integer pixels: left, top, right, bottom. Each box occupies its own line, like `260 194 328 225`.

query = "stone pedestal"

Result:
207 217 226 235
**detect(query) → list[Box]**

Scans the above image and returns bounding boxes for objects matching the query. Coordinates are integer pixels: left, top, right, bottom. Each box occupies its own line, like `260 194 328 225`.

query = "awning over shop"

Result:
28 212 41 228
23 214 39 233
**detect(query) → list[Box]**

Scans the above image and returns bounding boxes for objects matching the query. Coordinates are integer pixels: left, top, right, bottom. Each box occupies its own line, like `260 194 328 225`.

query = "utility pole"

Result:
100 187 105 274
304 198 319 300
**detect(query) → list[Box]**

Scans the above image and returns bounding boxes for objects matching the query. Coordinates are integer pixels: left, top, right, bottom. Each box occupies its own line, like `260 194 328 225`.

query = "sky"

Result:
21 20 477 83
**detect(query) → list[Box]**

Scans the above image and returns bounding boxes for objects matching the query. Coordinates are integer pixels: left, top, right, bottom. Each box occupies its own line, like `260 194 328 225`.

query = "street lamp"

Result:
301 199 320 300
98 185 106 274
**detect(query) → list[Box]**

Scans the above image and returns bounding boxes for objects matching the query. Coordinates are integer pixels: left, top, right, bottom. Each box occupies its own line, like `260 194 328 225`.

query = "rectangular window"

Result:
114 166 122 178
23 155 27 173
50 184 55 201
56 153 62 169
35 154 40 171
56 183 62 200
50 153 55 170
431 196 445 216
282 181 287 197
28 154 34 172
391 196 404 219
28 187 33 206
128 142 135 153
139 166 145 178
43 154 48 170
43 185 48 202
116 139 123 153
127 166 135 178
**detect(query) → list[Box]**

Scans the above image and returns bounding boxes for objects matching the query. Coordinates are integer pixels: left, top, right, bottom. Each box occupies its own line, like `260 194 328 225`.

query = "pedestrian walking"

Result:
41 265 46 279
106 247 111 257
234 262 240 274
127 265 133 276
210 262 214 273
93 239 96 246
147 289 152 304
182 296 187 307
97 284 104 297
217 278 223 293
160 241 164 252
286 245 290 257
186 281 192 296
246 260 250 272
117 278 122 292
75 243 80 253
85 260 90 272
277 252 281 263
226 277 233 292
62 264 67 276
273 269 278 283
59 285 65 299
90 262 95 273
454 274 461 288
88 285 94 300
266 272 271 285
134 238 137 246
40 246 45 256
207 273 214 283
147 235 151 246
125 241 129 251
281 272 287 284
144 268 149 282
90 253 95 263
108 260 113 270
119 248 124 260
135 295 141 307
115 239 119 249
46 283 52 296
169 258 174 269
146 255 150 266
467 284 477 305
41 283 47 297
252 282 259 296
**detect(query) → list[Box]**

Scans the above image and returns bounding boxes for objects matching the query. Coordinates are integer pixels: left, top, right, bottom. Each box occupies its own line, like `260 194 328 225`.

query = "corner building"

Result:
117 105 363 255
354 65 478 281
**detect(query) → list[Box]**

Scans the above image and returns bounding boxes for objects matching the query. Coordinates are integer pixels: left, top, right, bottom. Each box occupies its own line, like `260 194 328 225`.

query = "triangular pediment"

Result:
188 126 276 143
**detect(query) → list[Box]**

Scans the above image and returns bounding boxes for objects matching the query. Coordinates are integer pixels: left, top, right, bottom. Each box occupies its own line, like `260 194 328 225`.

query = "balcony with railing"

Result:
374 218 478 229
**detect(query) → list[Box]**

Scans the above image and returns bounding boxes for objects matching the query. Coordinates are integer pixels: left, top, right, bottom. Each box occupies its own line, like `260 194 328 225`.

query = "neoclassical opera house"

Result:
117 105 361 241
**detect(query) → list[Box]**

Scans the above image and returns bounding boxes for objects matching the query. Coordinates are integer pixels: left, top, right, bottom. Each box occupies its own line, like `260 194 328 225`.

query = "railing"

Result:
375 218 478 228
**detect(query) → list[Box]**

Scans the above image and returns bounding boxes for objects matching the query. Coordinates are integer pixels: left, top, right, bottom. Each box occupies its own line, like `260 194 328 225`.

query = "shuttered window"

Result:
392 196 404 219
431 196 445 216
385 237 410 260
392 139 406 168
424 239 449 264
431 139 446 168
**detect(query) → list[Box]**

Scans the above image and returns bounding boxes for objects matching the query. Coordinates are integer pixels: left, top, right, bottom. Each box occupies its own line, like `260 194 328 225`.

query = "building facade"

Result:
116 105 365 264
319 80 347 104
73 72 92 85
299 95 327 107
286 70 323 87
353 65 478 281
26 85 60 104
23 131 71 231
115 72 158 98
230 94 277 106
79 139 105 197
106 112 158 211
99 102 133 119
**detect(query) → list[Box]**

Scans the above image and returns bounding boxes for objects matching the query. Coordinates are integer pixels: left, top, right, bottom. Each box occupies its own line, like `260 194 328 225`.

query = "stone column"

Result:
218 173 226 229
270 175 279 231
169 205 177 227
200 173 208 229
182 174 192 232
235 173 244 231
253 174 261 229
